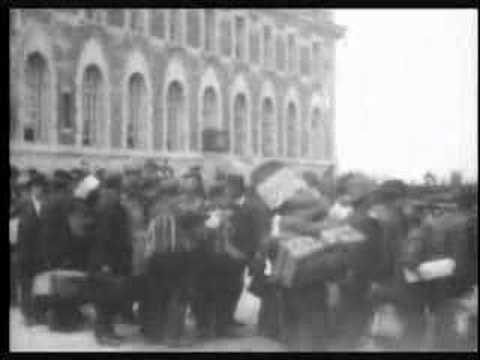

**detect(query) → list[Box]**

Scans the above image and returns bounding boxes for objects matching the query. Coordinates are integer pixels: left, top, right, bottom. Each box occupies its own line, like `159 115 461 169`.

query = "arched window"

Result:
166 81 186 152
233 93 247 155
82 65 104 147
127 73 147 149
24 52 49 143
261 97 275 157
311 107 330 160
286 102 297 157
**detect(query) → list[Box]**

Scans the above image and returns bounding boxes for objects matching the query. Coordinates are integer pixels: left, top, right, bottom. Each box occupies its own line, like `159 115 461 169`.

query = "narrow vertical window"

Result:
261 98 275 157
263 25 273 68
166 81 186 151
186 10 201 49
300 44 310 76
130 10 145 34
82 65 104 147
301 107 309 156
286 102 297 157
169 9 183 45
249 24 260 65
150 10 166 39
277 108 284 156
276 33 286 72
287 33 296 74
219 16 232 57
204 10 216 53
127 73 147 149
235 15 246 61
311 107 329 159
61 92 73 130
24 52 49 143
106 9 125 27
233 93 247 155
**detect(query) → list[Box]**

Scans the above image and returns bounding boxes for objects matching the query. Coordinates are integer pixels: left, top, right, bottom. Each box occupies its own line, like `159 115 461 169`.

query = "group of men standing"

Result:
10 161 267 347
10 162 477 350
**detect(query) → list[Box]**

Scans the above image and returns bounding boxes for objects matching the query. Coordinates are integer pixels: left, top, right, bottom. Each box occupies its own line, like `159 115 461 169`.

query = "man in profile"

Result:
17 172 49 326
216 174 265 334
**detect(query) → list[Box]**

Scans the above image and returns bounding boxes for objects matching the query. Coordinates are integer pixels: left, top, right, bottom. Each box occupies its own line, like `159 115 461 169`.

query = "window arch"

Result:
126 73 148 149
202 87 219 130
75 38 110 148
233 93 248 155
82 65 105 147
123 51 152 150
286 101 298 157
261 97 275 157
24 52 49 143
166 81 186 152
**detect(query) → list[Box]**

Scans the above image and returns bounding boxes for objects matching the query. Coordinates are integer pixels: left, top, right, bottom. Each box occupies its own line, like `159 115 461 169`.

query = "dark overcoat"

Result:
88 189 132 276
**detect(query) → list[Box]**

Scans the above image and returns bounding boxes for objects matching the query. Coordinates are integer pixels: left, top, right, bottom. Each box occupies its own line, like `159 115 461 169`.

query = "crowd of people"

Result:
9 159 478 351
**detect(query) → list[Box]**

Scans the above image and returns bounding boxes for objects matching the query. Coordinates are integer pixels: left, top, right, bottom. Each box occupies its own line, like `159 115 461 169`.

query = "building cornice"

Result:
255 9 345 40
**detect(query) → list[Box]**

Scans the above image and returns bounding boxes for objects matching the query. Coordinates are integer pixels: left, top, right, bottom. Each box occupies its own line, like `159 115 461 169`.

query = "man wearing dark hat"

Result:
215 174 265 334
86 172 135 345
17 172 50 325
38 169 91 331
333 176 384 349
366 179 429 350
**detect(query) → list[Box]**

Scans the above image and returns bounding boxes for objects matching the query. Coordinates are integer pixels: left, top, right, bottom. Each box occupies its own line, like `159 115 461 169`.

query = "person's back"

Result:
423 211 472 303
90 188 132 276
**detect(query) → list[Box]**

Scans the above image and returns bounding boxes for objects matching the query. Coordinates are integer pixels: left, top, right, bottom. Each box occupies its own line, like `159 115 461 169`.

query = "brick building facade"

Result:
10 9 344 177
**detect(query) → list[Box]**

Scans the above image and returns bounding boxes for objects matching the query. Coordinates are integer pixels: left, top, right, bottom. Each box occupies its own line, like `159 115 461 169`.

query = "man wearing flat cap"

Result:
366 179 429 350
17 172 50 326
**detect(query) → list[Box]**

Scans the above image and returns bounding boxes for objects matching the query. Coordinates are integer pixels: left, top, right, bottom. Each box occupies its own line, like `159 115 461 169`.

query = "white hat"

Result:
74 175 100 200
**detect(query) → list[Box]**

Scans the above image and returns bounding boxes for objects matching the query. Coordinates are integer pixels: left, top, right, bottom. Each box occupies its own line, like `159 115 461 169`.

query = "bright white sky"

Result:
334 9 477 183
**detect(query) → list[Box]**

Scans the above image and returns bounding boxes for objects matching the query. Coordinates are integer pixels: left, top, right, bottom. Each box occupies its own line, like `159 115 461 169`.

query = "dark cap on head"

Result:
377 179 407 200
145 159 160 171
104 172 123 191
52 169 74 190
30 173 49 189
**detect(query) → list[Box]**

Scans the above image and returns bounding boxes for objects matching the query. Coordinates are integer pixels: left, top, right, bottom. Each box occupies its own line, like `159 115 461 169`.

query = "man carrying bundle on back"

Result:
141 168 207 347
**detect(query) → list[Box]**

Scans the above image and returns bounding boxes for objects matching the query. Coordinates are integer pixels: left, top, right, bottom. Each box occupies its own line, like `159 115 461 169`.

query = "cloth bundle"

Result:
10 217 19 246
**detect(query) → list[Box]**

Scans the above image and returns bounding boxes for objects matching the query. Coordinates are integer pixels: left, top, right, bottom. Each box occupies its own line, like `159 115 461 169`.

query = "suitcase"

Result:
272 225 367 288
32 270 88 299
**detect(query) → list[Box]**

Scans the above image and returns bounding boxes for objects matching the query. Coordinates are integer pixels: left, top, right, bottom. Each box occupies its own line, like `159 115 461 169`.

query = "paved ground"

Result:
10 276 287 352
10 274 476 352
